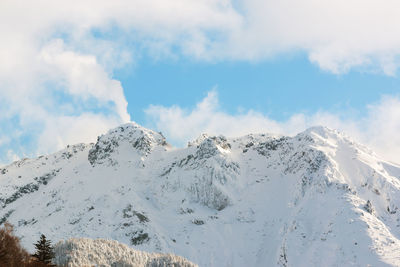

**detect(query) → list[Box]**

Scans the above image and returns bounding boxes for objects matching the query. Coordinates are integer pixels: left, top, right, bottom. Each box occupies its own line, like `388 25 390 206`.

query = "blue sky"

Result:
119 54 399 123
1 0 400 165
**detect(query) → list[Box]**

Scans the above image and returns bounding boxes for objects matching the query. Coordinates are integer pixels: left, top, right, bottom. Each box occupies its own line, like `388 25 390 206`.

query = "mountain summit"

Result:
1 123 400 266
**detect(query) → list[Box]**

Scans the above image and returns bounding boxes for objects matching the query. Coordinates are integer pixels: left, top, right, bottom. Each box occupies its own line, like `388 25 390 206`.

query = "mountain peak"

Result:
297 125 339 140
88 122 169 166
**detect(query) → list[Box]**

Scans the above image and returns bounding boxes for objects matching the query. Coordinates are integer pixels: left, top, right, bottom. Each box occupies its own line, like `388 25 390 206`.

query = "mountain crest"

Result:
88 122 169 166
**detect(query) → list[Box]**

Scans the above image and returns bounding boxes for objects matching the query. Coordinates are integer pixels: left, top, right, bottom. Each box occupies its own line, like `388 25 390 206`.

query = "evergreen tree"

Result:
33 234 54 264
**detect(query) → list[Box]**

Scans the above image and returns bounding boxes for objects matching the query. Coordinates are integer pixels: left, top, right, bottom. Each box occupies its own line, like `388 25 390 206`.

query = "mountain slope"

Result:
1 123 400 266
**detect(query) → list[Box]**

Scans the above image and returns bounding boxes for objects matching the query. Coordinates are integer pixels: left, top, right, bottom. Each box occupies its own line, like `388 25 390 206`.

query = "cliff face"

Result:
1 122 400 266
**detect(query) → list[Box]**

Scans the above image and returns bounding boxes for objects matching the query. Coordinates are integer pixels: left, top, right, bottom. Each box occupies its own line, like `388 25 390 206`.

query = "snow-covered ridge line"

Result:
1 122 400 266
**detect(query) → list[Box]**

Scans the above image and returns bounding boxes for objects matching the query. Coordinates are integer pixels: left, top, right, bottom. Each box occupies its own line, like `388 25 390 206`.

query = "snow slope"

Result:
1 122 400 266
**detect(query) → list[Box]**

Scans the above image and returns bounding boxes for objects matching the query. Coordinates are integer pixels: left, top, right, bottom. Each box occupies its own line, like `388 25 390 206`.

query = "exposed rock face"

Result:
88 123 169 166
1 123 400 266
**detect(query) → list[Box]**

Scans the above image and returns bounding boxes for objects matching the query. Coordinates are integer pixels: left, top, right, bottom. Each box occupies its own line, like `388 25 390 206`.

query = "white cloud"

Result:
1 0 400 163
3 0 400 79
6 150 20 164
0 150 21 167
227 0 400 75
39 39 130 122
35 113 123 154
145 91 400 164
146 91 284 143
360 96 400 162
0 0 240 163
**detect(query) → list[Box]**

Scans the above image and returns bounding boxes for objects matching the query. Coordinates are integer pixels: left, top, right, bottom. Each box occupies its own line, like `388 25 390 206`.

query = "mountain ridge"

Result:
1 122 400 266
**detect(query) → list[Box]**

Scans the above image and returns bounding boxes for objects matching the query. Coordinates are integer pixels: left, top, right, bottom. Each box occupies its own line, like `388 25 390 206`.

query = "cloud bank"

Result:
146 91 400 164
3 0 400 74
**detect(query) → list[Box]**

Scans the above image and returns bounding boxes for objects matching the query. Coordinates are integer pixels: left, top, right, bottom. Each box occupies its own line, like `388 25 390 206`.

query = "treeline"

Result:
0 223 55 267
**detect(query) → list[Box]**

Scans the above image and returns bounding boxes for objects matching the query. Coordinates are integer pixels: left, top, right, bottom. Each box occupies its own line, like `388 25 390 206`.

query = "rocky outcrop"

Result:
88 123 169 166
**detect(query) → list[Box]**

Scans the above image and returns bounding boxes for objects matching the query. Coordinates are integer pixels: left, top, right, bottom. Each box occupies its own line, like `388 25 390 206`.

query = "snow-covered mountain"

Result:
1 122 400 266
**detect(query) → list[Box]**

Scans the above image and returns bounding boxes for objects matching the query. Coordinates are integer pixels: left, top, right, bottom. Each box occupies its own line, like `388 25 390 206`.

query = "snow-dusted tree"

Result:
33 234 55 264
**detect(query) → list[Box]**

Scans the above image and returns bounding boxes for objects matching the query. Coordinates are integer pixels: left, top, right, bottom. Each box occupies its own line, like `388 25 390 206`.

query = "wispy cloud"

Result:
145 91 400 164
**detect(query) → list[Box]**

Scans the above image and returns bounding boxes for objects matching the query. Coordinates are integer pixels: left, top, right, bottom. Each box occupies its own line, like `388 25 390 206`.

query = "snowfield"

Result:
1 122 400 266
